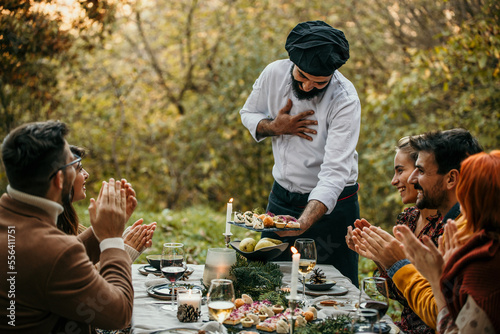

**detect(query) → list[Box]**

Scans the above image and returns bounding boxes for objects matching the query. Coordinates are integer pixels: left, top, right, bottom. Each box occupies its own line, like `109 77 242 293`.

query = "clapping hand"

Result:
121 179 137 223
345 218 372 252
352 225 406 269
124 218 157 251
394 219 464 283
89 179 127 241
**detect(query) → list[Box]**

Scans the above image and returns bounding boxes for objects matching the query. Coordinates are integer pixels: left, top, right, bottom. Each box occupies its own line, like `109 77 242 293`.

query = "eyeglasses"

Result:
49 155 82 180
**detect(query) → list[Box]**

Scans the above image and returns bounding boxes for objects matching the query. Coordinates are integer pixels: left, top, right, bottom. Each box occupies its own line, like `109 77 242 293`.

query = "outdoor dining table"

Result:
130 262 398 333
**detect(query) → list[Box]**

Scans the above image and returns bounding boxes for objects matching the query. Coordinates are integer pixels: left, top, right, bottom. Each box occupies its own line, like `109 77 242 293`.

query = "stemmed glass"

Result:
207 279 235 332
351 308 380 333
359 277 389 331
294 238 317 305
161 243 187 310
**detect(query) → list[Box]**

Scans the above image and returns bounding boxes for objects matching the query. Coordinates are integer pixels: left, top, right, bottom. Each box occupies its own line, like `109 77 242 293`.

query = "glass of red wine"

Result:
359 277 389 320
351 308 380 333
161 242 186 310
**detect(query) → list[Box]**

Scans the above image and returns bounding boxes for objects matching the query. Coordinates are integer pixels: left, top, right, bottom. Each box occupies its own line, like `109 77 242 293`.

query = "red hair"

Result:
456 150 500 234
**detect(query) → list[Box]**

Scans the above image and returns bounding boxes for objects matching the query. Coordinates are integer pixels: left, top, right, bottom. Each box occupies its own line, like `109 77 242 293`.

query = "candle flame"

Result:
229 198 233 203
291 246 298 254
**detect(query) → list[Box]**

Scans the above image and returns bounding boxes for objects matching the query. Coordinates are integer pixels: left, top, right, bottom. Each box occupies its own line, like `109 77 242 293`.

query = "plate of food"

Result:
313 296 357 312
231 212 301 231
230 239 289 262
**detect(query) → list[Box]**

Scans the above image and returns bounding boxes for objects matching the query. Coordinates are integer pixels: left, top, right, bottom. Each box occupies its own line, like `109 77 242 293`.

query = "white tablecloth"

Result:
130 262 396 333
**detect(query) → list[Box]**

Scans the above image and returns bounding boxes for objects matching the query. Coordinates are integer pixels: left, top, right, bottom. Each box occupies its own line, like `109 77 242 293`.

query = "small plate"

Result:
138 265 195 278
313 297 357 312
138 265 162 276
305 280 337 291
147 283 203 300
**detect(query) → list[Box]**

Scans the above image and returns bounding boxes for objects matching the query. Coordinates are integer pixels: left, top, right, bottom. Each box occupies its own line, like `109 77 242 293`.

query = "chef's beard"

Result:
290 67 329 100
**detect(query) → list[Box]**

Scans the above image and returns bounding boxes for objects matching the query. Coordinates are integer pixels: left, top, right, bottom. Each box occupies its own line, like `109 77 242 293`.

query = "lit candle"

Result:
225 198 233 234
178 289 202 310
290 246 300 299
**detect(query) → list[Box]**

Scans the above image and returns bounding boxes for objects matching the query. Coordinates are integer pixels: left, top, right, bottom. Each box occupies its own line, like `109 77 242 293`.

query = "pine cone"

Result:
309 268 327 284
177 304 201 322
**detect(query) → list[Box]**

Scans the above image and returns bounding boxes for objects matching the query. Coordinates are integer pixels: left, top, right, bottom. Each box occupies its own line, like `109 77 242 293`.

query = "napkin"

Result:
144 274 168 288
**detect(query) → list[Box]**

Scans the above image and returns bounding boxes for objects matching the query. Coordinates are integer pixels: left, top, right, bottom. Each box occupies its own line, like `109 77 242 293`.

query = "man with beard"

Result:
0 121 134 333
351 128 483 328
240 21 361 286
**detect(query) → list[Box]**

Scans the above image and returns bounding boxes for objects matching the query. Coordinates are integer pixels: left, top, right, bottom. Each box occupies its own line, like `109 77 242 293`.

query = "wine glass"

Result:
294 238 317 305
359 277 389 322
161 242 187 310
351 308 380 333
207 279 235 332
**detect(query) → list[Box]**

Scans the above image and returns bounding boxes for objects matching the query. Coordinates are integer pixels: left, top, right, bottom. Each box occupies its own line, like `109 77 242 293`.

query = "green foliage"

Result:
0 0 117 134
229 254 284 301
295 315 352 334
258 290 289 308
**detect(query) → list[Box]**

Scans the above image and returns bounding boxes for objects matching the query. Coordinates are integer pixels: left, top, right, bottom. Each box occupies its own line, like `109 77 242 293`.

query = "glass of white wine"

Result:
294 238 317 305
207 279 235 331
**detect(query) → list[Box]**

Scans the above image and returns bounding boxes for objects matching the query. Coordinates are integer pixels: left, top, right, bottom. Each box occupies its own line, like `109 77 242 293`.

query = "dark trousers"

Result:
262 181 360 287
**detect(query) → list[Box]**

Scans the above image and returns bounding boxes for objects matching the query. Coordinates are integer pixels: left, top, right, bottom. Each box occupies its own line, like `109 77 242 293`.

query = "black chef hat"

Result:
285 21 349 76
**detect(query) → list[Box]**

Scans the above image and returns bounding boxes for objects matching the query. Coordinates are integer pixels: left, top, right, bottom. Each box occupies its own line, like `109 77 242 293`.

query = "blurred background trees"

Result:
1 0 499 229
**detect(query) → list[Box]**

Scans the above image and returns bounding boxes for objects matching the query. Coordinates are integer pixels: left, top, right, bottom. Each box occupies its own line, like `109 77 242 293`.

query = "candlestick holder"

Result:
223 232 233 248
287 296 301 334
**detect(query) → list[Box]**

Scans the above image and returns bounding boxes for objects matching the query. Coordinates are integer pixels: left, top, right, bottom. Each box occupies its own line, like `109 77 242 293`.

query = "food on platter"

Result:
263 216 275 228
241 317 254 328
242 294 253 304
233 211 300 230
286 221 300 229
295 315 307 327
275 319 289 334
224 294 315 332
274 222 286 228
256 322 276 332
306 306 317 320
234 298 245 309
272 304 284 314
254 238 282 251
223 316 242 325
239 238 257 252
303 311 314 322
237 237 283 252
319 299 338 306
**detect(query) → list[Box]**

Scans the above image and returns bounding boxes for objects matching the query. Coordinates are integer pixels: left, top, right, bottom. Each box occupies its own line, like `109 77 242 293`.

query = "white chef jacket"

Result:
240 59 360 214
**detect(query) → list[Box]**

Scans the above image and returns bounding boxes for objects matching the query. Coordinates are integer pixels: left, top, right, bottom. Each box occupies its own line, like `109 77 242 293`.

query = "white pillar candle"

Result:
178 289 202 310
290 246 300 299
225 198 233 234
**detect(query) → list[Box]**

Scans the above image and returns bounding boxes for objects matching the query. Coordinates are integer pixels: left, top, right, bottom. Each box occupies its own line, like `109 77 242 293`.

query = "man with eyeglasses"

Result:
0 121 134 333
240 21 361 286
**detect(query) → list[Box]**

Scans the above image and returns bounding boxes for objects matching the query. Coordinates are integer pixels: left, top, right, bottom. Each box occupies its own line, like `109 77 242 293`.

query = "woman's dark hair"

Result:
56 146 87 236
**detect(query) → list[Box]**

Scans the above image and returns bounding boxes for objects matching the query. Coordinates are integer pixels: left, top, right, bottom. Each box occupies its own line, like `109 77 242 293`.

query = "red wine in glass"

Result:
161 266 186 283
360 300 389 318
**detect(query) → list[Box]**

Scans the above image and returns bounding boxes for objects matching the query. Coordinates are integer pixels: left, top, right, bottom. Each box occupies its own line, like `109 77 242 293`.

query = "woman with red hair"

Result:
394 150 500 333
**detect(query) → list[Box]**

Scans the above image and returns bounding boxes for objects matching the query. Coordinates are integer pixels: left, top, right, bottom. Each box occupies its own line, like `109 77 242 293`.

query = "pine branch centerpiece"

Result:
229 254 289 306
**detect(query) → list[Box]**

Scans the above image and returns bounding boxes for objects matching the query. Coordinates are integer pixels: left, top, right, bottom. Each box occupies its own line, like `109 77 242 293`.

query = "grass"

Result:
76 203 402 322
